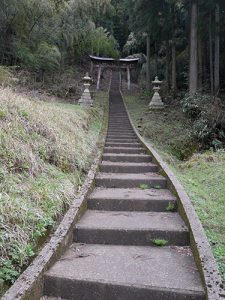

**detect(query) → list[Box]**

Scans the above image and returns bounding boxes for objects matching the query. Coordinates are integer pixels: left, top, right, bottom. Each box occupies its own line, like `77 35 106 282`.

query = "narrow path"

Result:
44 74 205 299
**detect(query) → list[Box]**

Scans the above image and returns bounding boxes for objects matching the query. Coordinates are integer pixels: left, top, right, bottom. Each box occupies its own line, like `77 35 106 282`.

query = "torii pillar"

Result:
96 65 102 90
127 66 131 90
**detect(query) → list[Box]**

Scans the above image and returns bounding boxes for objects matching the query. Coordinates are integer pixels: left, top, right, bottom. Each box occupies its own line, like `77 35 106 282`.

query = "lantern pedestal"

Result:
149 76 164 110
78 73 93 106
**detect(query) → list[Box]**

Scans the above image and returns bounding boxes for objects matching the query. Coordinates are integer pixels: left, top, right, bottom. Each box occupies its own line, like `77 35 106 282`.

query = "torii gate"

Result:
89 55 139 90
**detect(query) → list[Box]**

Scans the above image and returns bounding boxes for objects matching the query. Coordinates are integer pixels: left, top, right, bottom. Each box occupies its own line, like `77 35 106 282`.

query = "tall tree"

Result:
189 0 198 94
214 2 220 94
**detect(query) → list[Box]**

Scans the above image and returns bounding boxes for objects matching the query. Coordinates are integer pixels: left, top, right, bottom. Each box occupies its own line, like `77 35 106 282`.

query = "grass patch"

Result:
0 87 107 293
124 92 225 283
124 94 196 160
152 239 168 247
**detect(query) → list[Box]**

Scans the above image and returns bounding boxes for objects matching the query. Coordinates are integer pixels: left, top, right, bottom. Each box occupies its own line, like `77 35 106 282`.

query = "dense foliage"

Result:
123 0 225 94
0 0 119 79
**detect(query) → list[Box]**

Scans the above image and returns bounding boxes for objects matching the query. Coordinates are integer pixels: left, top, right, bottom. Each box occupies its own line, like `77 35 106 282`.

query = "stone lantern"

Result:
149 76 164 109
78 73 93 106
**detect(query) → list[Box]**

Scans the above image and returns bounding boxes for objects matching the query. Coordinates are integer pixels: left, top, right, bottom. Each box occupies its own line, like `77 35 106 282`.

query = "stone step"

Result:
109 121 130 123
108 124 131 128
44 244 204 300
44 298 67 300
96 172 166 189
74 210 188 246
109 112 127 114
88 188 176 211
109 118 129 121
108 122 131 125
102 153 150 163
106 138 139 143
105 142 141 148
107 130 134 134
104 147 145 154
107 135 136 139
108 126 133 129
109 116 128 119
108 128 133 131
100 161 158 173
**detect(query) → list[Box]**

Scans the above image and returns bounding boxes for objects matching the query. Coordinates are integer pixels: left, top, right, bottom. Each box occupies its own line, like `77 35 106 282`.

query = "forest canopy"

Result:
0 0 225 95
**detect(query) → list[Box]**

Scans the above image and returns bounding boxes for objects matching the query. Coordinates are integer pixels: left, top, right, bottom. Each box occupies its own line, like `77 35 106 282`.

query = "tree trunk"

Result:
203 40 207 86
165 40 170 90
214 3 220 94
146 34 151 90
198 36 203 91
171 37 177 92
189 0 198 94
209 12 214 95
171 4 177 92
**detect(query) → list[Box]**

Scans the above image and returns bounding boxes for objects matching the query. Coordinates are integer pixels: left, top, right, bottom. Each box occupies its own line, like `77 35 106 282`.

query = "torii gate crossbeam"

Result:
89 55 139 90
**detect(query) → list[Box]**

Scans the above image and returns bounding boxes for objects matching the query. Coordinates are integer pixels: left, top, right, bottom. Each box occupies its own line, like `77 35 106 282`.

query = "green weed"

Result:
166 202 176 212
140 184 149 190
0 261 20 284
154 185 162 189
152 239 168 247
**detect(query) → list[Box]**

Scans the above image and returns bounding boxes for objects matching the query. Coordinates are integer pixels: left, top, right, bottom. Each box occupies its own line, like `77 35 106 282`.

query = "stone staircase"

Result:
44 75 205 299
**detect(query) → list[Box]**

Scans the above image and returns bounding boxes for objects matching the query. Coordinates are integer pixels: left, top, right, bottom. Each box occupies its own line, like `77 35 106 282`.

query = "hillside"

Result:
0 87 107 294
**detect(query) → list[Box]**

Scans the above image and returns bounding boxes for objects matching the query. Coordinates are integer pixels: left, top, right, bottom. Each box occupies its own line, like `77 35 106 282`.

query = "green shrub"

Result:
182 93 225 150
169 135 198 160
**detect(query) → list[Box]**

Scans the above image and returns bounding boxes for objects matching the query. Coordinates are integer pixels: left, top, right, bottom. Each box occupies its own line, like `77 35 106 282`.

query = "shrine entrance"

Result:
89 55 139 90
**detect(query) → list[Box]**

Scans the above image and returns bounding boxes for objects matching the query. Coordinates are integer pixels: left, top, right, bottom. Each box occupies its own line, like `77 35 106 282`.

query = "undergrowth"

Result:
124 92 225 283
0 87 107 293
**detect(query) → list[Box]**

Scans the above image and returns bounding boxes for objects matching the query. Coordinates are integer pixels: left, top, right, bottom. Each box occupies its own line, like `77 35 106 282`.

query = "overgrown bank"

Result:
124 93 225 283
0 88 107 294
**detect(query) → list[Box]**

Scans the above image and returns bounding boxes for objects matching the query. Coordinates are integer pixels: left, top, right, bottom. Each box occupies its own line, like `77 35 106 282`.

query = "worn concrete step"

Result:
107 135 136 140
108 121 130 123
108 121 130 124
109 112 127 114
108 124 132 126
75 210 188 246
105 142 141 148
88 188 176 211
108 117 129 119
106 138 139 143
102 153 150 163
102 153 150 162
100 161 158 173
44 243 205 300
107 133 135 137
107 133 134 137
108 128 133 132
108 122 131 125
108 125 134 132
108 129 133 132
108 120 130 122
109 116 128 119
108 125 131 128
96 172 167 188
104 147 145 154
109 119 129 121
107 130 134 134
44 298 66 300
